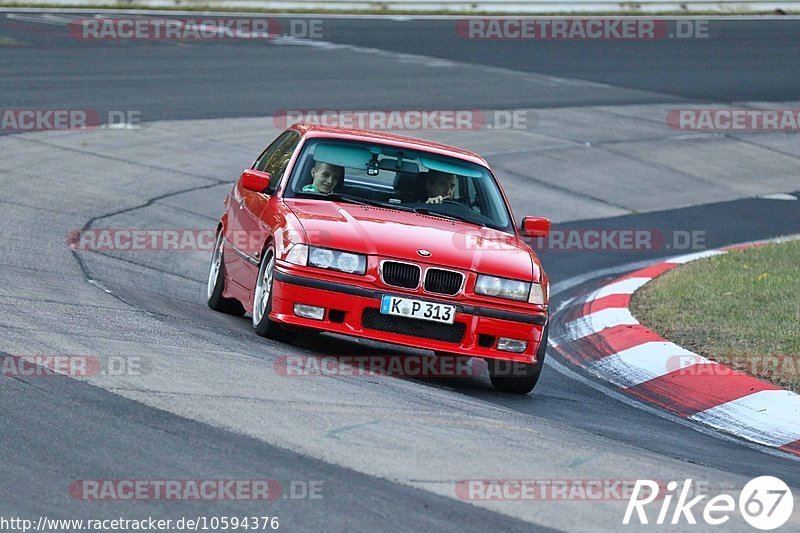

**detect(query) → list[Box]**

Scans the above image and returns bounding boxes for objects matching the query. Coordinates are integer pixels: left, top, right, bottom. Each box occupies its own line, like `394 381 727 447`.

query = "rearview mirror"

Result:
378 158 419 174
240 169 273 193
521 216 550 237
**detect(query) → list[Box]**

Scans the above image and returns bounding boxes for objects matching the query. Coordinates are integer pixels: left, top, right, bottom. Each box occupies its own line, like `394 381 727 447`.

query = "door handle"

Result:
238 197 245 209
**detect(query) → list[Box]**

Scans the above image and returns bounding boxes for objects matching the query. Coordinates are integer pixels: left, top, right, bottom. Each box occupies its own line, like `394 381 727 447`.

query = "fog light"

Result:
294 304 325 320
497 337 528 353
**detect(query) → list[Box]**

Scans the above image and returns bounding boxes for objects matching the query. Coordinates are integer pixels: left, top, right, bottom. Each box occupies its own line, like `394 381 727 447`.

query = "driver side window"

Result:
253 131 301 187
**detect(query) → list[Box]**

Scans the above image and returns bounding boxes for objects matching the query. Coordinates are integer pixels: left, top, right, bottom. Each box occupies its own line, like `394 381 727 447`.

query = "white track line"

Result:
589 341 706 388
689 390 800 448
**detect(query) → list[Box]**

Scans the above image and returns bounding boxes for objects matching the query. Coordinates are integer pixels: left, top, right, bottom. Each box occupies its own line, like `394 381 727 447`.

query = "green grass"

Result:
630 239 800 392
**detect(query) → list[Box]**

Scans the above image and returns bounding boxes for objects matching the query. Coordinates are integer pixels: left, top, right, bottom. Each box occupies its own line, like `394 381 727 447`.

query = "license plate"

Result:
380 295 456 325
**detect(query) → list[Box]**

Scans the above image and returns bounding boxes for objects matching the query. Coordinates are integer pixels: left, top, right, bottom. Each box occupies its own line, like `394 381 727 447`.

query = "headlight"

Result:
291 245 365 275
475 275 530 302
309 247 335 269
336 252 362 274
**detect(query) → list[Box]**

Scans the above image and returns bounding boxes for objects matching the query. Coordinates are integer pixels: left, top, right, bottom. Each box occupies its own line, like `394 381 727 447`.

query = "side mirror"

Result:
240 169 273 193
521 216 550 237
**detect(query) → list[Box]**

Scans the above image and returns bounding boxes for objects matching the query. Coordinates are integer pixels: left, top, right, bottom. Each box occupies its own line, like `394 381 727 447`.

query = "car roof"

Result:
289 123 490 168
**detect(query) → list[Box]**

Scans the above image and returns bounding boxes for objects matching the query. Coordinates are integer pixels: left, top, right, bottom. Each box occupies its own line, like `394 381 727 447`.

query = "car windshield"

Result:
284 138 513 231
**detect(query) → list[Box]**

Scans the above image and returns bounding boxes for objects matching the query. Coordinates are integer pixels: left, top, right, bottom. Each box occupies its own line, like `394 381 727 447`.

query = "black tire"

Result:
252 245 297 343
207 231 246 316
487 323 548 394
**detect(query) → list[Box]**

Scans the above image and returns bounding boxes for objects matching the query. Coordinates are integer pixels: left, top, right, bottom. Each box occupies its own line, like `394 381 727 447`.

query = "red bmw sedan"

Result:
207 124 551 393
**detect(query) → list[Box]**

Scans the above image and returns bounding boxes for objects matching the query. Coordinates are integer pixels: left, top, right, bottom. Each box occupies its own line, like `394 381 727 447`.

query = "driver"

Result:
302 161 344 194
422 171 457 204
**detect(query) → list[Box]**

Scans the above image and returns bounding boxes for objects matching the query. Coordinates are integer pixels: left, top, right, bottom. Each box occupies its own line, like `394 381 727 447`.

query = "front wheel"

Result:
487 323 548 394
207 231 246 316
252 245 296 342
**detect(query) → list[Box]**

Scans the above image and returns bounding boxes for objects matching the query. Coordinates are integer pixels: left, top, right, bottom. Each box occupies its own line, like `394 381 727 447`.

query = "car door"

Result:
226 131 301 292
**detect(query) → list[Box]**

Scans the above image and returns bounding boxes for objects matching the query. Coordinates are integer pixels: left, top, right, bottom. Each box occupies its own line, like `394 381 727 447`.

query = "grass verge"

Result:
630 239 800 392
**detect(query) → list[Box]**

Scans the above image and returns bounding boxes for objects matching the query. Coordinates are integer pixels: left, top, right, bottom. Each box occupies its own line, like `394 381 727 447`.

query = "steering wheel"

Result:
441 198 466 208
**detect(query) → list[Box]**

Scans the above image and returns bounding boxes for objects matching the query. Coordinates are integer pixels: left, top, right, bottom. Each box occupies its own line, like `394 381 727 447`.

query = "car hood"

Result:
286 199 540 281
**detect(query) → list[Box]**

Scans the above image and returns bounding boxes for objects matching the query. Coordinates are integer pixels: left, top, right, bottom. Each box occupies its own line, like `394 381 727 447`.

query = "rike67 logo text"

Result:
624 477 794 530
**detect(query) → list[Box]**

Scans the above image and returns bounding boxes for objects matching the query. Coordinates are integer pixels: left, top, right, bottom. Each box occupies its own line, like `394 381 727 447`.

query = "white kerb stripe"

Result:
589 342 708 388
587 277 651 301
666 250 727 264
689 390 800 448
564 308 638 341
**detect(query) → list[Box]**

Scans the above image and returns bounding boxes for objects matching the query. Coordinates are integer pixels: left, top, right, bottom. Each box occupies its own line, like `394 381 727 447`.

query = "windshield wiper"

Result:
294 191 371 206
413 207 487 227
293 192 416 212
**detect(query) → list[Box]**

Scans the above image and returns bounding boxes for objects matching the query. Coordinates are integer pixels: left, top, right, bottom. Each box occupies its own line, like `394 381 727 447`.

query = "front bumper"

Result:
269 268 547 363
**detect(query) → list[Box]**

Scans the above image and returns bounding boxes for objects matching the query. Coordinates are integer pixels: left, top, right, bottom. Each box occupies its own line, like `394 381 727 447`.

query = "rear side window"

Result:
253 131 301 187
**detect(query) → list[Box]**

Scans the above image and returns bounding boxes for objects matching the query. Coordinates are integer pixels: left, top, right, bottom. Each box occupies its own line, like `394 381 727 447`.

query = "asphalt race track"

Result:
2 14 800 119
1 11 799 532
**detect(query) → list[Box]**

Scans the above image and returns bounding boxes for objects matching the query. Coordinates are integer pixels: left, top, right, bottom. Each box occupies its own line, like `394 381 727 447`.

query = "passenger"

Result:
422 171 457 204
302 161 344 193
